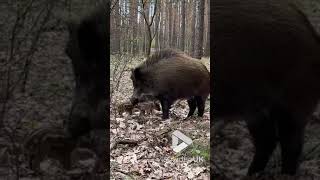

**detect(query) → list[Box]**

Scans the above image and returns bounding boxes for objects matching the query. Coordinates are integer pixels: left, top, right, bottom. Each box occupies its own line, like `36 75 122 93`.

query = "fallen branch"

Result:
110 138 147 150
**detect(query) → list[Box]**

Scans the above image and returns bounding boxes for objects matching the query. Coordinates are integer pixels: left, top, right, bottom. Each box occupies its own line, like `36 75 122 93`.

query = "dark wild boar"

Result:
64 5 108 176
213 0 320 176
130 49 210 119
65 7 108 139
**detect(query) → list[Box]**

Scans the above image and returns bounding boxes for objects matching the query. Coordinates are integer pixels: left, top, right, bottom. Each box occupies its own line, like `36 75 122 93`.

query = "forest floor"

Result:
110 55 211 179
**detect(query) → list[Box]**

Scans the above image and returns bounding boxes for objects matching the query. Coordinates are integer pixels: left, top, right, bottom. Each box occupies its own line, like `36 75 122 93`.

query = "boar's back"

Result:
135 49 210 99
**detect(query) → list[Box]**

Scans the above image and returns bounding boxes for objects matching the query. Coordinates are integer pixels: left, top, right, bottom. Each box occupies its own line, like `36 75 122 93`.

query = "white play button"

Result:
171 130 193 153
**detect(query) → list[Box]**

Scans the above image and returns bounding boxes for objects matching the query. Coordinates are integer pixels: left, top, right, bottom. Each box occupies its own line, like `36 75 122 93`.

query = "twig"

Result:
304 142 320 160
113 168 134 179
111 137 147 150
110 139 138 150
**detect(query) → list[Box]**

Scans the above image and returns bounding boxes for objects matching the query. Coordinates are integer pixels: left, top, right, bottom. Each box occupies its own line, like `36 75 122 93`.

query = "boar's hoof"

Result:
162 114 169 120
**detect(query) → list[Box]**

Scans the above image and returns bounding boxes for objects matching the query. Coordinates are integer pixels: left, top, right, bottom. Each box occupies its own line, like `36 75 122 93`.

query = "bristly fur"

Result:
140 49 185 68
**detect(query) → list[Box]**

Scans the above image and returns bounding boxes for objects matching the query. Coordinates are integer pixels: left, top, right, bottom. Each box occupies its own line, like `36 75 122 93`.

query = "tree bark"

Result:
194 0 204 59
131 0 138 56
168 0 172 47
172 2 176 48
180 0 185 51
190 0 197 56
204 0 210 57
113 0 121 54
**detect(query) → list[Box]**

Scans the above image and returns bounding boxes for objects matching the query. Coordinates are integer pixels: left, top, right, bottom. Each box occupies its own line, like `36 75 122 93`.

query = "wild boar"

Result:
130 49 210 119
213 0 320 176
65 6 108 139
64 5 109 177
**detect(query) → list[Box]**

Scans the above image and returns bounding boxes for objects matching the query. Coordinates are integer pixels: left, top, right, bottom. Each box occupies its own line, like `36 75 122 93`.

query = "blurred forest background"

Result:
110 0 210 58
0 0 106 179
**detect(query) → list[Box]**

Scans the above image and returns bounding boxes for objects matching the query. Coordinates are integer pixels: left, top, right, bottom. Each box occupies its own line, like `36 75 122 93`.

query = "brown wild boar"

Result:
130 49 210 119
213 0 320 176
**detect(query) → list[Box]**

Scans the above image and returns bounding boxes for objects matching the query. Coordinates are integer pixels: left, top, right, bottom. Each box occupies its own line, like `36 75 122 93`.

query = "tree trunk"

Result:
194 0 204 59
166 2 170 48
180 0 185 51
204 0 210 57
114 0 121 54
131 0 138 56
168 0 172 47
143 19 146 54
155 1 161 51
138 10 142 54
172 2 176 48
144 3 149 55
190 0 197 56
176 1 180 48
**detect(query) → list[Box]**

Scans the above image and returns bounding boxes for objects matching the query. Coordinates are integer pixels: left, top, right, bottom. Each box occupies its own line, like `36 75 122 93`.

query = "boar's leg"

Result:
187 97 197 117
278 112 305 175
279 128 304 174
246 109 277 176
67 102 91 138
195 96 206 117
159 96 173 119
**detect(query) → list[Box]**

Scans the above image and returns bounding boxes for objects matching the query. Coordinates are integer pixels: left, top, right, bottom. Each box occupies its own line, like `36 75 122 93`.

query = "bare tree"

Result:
111 0 121 54
155 1 161 50
130 0 137 55
194 0 204 59
180 0 185 51
161 1 166 49
190 0 197 56
168 0 173 48
140 0 159 56
204 0 210 56
171 2 177 48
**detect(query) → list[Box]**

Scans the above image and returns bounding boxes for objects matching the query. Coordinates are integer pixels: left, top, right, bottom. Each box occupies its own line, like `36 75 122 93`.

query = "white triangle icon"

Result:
171 130 193 153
